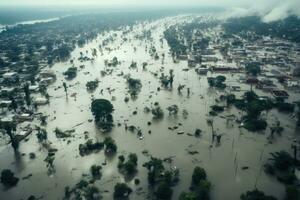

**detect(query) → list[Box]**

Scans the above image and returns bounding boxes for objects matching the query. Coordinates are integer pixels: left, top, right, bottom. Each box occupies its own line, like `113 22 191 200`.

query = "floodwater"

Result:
0 15 299 200
0 17 61 33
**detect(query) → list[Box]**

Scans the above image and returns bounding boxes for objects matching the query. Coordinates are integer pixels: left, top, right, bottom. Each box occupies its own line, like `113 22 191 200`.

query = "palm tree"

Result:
63 82 68 97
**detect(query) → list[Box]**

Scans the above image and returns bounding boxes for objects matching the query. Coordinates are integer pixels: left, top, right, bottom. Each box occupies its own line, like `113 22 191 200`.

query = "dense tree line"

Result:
223 16 300 43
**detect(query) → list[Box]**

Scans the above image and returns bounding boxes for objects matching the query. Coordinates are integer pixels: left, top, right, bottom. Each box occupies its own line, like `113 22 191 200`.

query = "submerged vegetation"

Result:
91 99 114 131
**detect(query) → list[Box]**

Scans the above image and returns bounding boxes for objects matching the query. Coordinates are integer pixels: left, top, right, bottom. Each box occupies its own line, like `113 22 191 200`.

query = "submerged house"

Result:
272 90 289 99
2 72 19 82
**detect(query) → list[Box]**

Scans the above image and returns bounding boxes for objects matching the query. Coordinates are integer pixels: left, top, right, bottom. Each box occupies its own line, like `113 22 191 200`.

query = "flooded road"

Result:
0 15 299 200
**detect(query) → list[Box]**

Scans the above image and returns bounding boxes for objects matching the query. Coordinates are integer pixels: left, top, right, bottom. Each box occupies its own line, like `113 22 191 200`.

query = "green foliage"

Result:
63 67 77 79
151 105 164 119
193 180 212 200
179 192 197 200
231 91 275 132
285 185 299 200
245 62 261 76
64 179 102 200
275 102 295 113
240 189 277 200
210 105 224 113
143 157 165 185
126 77 142 98
191 166 207 186
0 169 19 187
269 151 294 171
36 128 48 142
243 118 267 132
54 128 72 138
104 137 117 153
86 79 99 91
156 182 173 200
181 166 211 200
91 99 114 130
118 153 138 175
223 16 300 44
113 183 132 199
79 140 104 156
264 151 298 184
90 165 102 179
207 76 226 89
226 94 236 105
164 27 187 56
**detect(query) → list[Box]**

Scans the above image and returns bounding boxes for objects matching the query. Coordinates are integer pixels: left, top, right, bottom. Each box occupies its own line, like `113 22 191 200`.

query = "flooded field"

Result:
0 15 299 200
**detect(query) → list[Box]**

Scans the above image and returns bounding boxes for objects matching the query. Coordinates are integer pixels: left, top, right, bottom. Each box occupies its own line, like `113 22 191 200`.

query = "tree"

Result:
118 153 138 175
86 80 99 91
91 99 114 122
245 62 261 76
156 182 173 200
191 166 207 186
90 165 102 179
91 99 114 130
24 83 31 107
179 192 197 200
104 137 117 153
63 67 77 80
113 183 132 199
0 169 19 187
285 185 299 200
240 189 277 200
36 128 48 143
143 157 165 185
63 82 68 96
1 122 18 150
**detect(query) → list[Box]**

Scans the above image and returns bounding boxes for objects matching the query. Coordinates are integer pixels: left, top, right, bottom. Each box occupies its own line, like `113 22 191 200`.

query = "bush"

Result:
104 137 117 153
63 67 77 79
86 80 99 91
285 185 299 200
191 167 207 186
90 165 102 179
276 102 295 113
240 189 277 200
156 182 173 200
113 183 132 199
0 169 19 187
243 118 267 132
79 140 104 156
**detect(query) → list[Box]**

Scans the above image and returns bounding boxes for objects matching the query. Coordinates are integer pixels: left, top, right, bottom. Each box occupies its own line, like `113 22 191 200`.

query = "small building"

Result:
39 70 56 79
0 100 12 107
16 113 33 122
2 72 18 82
196 68 208 75
39 77 55 86
34 97 48 105
3 72 17 79
29 85 40 92
0 87 16 97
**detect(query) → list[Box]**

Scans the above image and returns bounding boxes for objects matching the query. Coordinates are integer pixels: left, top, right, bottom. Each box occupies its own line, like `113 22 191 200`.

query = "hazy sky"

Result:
0 0 299 22
0 0 251 7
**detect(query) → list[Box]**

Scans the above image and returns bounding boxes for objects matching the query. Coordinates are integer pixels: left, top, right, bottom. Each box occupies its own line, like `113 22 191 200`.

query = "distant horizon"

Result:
0 5 224 25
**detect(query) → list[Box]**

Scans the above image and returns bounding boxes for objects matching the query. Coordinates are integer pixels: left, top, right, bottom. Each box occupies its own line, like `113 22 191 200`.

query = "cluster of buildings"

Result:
174 22 300 100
